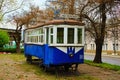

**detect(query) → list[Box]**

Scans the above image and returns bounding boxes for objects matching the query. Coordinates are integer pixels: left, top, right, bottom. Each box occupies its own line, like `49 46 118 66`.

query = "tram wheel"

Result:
64 65 71 71
26 55 32 64
74 64 78 71
44 66 49 72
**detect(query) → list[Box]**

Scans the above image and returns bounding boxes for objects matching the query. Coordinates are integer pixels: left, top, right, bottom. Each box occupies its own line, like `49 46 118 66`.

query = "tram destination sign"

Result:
60 14 80 19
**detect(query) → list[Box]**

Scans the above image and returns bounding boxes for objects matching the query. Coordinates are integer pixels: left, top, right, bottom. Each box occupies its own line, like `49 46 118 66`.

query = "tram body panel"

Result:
50 46 84 65
24 43 84 67
24 44 45 59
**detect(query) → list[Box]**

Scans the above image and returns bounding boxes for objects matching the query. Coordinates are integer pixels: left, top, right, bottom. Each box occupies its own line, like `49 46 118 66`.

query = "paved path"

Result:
85 53 120 66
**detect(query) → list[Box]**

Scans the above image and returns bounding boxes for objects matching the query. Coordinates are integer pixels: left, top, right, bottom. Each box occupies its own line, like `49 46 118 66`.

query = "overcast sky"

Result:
0 0 47 29
29 0 46 9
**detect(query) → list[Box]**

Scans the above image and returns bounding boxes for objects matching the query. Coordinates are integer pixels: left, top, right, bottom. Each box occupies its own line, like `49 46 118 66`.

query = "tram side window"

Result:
39 28 44 43
57 28 64 43
50 28 53 44
31 30 39 43
35 36 38 42
41 36 43 42
68 28 74 44
27 36 29 42
39 28 43 34
78 28 82 44
30 37 32 42
26 31 31 42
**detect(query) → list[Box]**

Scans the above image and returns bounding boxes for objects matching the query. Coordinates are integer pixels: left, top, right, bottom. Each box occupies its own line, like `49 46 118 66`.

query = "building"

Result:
85 25 120 55
0 22 21 48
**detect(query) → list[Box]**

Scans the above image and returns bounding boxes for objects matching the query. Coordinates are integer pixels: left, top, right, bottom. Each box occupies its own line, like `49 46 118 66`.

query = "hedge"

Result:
0 48 24 53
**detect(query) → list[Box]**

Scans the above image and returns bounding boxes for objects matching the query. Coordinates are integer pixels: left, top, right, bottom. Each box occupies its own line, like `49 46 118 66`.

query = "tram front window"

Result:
78 28 82 44
68 28 74 44
57 28 64 43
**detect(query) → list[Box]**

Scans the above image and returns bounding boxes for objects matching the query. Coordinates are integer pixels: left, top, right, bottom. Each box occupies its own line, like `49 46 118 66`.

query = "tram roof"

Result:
26 20 84 30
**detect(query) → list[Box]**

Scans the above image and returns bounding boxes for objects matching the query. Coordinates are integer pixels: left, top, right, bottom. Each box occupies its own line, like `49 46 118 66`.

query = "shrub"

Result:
0 29 9 48
0 48 24 53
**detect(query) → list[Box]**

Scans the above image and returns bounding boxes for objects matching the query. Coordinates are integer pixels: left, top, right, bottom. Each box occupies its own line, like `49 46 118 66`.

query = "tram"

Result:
24 20 85 71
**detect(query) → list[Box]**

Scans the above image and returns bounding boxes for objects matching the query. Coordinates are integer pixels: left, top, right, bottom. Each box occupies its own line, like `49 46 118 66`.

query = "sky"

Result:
29 0 47 9
0 0 47 29
16 0 47 11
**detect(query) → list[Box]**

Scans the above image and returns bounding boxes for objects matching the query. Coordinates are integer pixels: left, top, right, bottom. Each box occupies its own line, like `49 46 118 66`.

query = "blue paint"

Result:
51 47 84 65
24 44 44 59
67 47 75 57
24 44 84 67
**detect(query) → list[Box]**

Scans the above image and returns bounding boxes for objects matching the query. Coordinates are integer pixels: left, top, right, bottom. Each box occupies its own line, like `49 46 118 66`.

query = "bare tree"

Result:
78 0 120 63
11 5 45 53
0 0 24 21
12 13 26 53
106 5 120 55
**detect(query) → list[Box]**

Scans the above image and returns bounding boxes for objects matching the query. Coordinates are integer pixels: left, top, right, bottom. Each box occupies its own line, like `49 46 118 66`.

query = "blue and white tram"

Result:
24 20 85 71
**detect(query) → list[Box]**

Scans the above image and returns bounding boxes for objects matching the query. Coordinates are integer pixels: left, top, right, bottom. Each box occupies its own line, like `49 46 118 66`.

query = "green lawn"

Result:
85 60 120 71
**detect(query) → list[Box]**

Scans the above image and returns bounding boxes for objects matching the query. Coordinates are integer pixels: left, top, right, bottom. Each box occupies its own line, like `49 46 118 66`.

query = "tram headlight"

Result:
69 53 74 57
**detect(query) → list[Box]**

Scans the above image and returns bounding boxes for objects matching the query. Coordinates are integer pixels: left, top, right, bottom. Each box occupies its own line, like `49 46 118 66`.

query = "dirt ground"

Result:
78 64 120 80
0 54 120 80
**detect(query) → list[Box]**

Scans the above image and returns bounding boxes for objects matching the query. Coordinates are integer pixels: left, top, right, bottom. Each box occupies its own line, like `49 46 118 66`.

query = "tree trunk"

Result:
16 41 21 53
93 3 106 63
13 30 21 53
93 39 103 63
16 33 21 53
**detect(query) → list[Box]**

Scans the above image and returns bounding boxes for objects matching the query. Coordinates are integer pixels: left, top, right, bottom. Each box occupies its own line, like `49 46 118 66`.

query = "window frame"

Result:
67 28 75 44
25 25 84 47
25 28 44 44
49 27 54 44
49 25 84 46
57 28 64 44
38 28 44 43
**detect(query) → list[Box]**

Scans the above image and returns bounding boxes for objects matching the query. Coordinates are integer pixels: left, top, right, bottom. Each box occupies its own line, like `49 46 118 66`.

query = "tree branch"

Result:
0 0 24 21
0 0 4 10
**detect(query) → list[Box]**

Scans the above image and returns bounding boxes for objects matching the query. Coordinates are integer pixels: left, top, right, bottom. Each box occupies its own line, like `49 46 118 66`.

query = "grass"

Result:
2 54 120 79
0 53 99 80
20 61 98 80
85 60 120 71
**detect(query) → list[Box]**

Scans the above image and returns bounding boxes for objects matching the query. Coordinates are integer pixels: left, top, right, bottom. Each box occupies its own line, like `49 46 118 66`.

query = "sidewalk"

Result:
85 52 120 58
85 52 120 65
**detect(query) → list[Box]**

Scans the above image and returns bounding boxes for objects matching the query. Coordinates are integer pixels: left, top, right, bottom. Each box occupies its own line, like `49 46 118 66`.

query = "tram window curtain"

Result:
68 28 74 44
78 28 82 44
57 28 64 43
